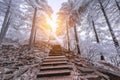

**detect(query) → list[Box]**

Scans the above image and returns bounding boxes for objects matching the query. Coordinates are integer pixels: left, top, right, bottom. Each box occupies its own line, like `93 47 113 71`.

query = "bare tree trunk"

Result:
0 0 11 44
66 21 70 51
98 0 119 52
73 24 81 54
29 7 37 49
33 27 37 45
92 18 105 60
92 19 100 43
115 0 120 11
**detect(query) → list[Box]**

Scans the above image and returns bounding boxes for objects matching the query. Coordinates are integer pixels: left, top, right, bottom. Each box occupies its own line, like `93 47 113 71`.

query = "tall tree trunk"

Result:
92 19 105 60
66 21 70 51
98 0 119 52
2 15 11 38
115 0 120 11
73 24 81 54
33 27 37 45
0 0 11 44
92 19 100 43
29 7 37 49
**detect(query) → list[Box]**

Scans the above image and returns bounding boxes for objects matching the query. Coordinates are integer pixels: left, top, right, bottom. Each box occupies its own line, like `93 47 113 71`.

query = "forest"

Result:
0 0 120 80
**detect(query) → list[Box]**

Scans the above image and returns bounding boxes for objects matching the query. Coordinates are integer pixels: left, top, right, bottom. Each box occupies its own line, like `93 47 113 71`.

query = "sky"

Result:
48 0 67 13
47 0 68 33
47 0 68 44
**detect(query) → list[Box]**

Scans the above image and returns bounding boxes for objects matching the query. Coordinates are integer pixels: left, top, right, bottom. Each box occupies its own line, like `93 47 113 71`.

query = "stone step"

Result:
81 74 101 80
75 62 87 67
49 50 62 53
40 65 71 71
77 67 94 73
39 76 73 80
37 69 71 78
43 58 68 62
49 53 63 56
42 61 68 66
46 56 66 59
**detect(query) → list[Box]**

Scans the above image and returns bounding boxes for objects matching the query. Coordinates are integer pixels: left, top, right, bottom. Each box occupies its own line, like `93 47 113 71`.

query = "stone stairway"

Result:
37 56 71 78
49 45 63 56
37 45 72 79
36 44 120 80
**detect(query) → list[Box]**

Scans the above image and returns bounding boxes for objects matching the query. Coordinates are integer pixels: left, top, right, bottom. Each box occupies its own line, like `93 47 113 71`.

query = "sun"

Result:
47 13 57 32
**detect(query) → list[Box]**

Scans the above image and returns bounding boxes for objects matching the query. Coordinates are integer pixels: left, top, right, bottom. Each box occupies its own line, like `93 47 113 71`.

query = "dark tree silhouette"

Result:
66 20 70 51
92 18 105 60
115 0 120 12
0 0 11 44
98 0 120 53
73 24 81 54
29 7 37 49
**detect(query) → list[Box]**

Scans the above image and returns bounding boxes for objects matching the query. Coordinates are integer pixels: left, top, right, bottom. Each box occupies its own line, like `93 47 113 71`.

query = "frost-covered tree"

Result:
57 0 120 64
114 0 120 12
26 0 53 48
0 0 33 45
0 0 12 44
0 0 53 47
57 0 88 53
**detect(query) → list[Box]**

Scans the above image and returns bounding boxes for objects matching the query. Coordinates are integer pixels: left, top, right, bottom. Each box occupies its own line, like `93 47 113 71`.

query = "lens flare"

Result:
47 13 57 32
